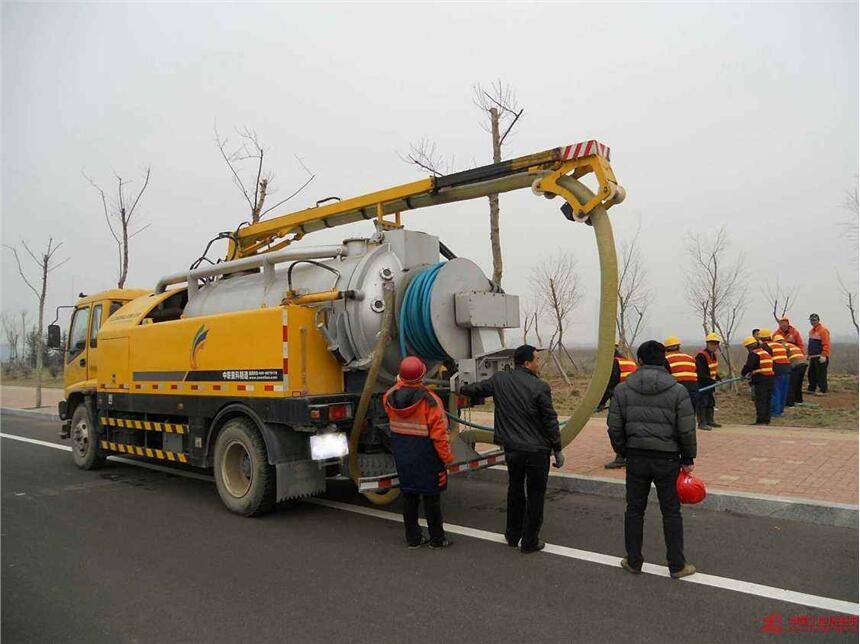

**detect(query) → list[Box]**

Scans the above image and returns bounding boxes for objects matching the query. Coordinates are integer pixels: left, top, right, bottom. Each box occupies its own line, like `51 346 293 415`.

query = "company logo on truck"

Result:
190 325 209 369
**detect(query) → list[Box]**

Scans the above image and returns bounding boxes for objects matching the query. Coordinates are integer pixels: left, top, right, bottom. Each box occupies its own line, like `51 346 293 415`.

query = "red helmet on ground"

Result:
399 356 427 384
676 470 707 504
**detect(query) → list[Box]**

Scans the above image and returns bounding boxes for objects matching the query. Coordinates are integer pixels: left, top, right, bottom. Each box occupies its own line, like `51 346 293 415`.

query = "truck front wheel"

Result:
71 403 105 470
213 417 276 516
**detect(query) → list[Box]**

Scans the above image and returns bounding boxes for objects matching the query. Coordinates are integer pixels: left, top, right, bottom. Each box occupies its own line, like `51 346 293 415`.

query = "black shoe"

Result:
506 538 520 548
520 540 546 554
604 457 626 469
429 538 453 549
698 425 712 431
620 558 642 574
407 537 430 549
709 422 722 428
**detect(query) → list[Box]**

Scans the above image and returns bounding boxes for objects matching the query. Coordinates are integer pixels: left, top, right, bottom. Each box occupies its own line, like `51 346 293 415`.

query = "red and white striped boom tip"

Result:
560 140 610 162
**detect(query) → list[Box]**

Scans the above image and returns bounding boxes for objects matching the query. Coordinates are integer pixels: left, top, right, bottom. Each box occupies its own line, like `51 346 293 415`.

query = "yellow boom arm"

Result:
229 141 624 259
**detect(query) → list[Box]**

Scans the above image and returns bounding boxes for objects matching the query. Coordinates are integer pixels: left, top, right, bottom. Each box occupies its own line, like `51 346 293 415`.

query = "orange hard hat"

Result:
399 356 427 384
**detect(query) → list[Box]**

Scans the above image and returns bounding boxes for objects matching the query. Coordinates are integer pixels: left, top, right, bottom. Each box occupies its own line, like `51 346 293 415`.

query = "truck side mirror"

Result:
47 324 62 350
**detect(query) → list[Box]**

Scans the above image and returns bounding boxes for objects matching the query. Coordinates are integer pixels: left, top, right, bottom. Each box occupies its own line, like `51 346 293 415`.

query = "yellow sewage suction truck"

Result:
49 140 625 516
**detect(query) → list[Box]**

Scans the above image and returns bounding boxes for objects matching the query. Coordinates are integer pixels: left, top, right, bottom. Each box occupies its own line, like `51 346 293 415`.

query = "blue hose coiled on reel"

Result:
399 262 448 361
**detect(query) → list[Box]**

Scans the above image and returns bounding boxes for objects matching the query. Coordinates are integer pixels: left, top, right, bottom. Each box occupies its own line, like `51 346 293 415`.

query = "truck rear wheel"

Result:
213 417 276 516
71 403 105 470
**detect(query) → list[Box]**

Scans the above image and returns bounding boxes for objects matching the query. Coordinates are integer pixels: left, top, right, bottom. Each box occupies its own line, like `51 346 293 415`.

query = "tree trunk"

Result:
252 178 268 223
119 216 129 289
36 259 47 408
488 107 503 287
533 313 543 346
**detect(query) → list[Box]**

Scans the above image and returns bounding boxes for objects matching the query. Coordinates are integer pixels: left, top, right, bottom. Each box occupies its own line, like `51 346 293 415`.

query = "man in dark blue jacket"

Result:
608 340 697 579
460 345 563 554
384 356 455 549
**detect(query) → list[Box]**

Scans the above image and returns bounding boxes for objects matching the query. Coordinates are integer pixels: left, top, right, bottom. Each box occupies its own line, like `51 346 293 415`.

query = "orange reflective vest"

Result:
666 351 697 383
766 340 790 366
618 358 637 382
752 348 774 376
697 350 718 380
787 342 806 365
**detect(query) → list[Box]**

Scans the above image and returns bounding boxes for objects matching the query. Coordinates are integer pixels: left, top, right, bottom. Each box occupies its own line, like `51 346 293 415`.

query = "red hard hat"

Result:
676 470 707 505
399 356 427 384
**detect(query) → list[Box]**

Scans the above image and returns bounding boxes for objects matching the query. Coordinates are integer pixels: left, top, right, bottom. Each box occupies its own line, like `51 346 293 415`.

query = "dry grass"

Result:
0 370 64 389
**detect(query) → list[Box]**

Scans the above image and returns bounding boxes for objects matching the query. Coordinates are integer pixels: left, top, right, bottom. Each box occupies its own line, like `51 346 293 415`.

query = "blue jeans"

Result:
771 372 790 416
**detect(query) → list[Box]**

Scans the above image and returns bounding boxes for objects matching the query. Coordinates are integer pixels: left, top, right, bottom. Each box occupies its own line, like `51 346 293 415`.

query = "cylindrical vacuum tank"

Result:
179 229 499 383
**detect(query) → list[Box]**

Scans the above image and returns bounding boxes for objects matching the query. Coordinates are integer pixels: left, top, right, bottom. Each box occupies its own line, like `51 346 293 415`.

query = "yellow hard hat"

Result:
742 336 758 348
705 332 722 343
663 335 681 347
759 328 772 339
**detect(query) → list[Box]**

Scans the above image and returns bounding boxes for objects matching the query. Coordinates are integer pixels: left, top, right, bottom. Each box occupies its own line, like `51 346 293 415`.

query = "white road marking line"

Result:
3 431 858 615
0 432 214 482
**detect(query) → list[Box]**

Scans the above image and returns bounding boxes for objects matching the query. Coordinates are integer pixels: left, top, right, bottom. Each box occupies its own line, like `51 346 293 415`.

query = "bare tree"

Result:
763 278 799 323
530 252 583 381
214 126 315 225
520 297 544 346
401 81 523 288
473 81 524 288
685 227 748 383
84 167 151 288
398 138 454 177
837 273 859 333
616 227 649 355
1 312 20 362
4 239 69 407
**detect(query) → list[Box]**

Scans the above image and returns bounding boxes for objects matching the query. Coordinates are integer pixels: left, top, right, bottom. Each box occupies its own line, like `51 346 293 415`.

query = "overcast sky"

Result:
2 2 858 347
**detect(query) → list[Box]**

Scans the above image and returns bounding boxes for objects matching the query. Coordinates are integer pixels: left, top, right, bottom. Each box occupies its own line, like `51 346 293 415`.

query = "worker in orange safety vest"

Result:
695 333 723 430
664 336 699 410
383 356 455 549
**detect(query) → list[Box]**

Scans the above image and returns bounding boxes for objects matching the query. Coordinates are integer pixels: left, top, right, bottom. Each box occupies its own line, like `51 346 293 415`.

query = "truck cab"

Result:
52 289 149 437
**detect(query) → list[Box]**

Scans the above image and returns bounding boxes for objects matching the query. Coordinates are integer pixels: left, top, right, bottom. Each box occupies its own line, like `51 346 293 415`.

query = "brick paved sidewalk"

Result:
0 385 63 413
465 411 859 506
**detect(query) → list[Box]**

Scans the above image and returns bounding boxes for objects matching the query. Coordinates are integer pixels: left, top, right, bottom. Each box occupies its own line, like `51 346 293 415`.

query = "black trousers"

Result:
624 455 685 573
753 377 774 424
505 449 550 548
786 364 807 406
682 382 699 411
696 390 714 411
808 358 829 393
402 492 444 545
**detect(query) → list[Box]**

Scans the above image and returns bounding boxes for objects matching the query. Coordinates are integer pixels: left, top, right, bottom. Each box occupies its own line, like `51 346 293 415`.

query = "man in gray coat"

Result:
607 340 697 579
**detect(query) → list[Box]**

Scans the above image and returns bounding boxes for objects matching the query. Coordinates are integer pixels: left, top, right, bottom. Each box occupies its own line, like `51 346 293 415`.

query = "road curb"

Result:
1 407 60 421
469 466 859 529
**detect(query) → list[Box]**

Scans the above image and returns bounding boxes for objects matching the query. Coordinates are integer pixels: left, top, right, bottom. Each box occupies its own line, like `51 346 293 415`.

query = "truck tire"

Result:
213 417 276 516
71 403 105 470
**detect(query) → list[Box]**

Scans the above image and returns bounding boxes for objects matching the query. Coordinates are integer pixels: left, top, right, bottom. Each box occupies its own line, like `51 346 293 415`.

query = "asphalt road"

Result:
2 412 857 643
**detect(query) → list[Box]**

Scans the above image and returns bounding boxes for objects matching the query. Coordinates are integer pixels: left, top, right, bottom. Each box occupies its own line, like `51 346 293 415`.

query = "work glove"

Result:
552 450 565 469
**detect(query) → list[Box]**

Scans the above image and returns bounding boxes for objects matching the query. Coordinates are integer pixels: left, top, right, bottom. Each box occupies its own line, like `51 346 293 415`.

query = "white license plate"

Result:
310 432 349 461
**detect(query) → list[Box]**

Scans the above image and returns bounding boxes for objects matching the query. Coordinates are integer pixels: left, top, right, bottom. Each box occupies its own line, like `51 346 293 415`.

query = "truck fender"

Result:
207 403 307 466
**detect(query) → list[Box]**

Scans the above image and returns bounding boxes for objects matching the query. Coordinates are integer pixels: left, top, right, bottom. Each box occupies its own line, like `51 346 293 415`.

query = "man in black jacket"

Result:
460 345 563 553
608 340 697 579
